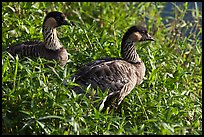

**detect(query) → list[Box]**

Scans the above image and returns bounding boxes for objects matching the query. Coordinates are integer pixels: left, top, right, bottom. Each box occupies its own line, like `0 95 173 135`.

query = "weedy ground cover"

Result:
2 2 202 135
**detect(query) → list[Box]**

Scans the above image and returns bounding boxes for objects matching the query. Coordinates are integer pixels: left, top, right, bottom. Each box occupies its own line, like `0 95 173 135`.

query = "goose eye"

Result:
56 16 63 21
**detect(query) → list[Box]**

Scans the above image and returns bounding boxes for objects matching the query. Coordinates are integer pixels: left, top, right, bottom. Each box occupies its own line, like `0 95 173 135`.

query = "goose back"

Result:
72 58 145 108
6 41 68 67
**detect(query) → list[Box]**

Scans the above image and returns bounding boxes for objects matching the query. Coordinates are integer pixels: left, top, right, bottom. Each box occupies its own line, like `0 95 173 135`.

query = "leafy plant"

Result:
2 2 202 135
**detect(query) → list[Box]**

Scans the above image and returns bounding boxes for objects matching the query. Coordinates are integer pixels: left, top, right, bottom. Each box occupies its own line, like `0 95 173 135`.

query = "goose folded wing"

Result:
74 59 134 94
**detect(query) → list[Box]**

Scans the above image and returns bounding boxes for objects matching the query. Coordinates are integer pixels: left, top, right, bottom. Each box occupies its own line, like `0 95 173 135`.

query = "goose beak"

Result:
61 16 73 25
145 33 155 41
62 19 70 25
64 19 75 27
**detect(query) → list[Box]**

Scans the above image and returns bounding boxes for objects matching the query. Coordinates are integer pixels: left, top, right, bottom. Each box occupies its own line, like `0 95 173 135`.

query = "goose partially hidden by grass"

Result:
5 11 70 67
65 25 154 111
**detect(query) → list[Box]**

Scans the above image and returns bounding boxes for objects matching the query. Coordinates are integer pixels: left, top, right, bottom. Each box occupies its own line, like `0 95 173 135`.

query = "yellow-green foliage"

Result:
2 2 202 135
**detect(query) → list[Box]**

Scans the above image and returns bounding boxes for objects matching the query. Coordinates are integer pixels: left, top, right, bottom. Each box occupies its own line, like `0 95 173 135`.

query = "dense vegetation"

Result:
2 2 202 135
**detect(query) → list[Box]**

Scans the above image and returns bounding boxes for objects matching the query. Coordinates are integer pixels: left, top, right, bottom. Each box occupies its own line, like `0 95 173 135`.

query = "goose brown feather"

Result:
66 25 154 110
5 11 70 67
7 41 68 66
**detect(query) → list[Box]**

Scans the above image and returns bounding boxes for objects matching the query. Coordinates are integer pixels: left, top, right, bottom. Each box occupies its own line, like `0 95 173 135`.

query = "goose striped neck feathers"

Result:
42 11 69 50
121 25 154 63
67 25 155 111
5 11 70 67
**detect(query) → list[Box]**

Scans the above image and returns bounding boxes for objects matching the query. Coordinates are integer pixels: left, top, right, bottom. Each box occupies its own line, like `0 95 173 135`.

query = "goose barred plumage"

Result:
6 11 70 67
65 25 154 111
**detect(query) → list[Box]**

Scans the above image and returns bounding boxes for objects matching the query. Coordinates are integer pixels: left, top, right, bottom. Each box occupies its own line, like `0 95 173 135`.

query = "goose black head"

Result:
43 11 70 28
123 25 155 43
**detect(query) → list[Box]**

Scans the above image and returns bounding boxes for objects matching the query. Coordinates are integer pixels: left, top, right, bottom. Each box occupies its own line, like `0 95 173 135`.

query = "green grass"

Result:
2 2 202 135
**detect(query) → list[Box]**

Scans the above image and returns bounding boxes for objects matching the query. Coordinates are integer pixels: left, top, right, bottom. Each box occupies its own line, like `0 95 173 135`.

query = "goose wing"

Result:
6 40 44 57
72 58 145 109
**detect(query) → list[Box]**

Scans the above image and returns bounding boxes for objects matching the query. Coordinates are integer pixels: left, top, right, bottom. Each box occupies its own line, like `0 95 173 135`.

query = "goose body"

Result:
67 25 154 110
73 58 145 106
6 11 70 67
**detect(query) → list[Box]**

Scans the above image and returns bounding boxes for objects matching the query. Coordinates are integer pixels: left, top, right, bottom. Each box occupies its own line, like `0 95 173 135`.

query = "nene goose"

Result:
6 11 70 67
67 25 154 111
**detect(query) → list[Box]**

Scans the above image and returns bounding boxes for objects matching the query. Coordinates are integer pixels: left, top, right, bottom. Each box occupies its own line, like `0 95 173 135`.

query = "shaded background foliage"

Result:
2 2 202 135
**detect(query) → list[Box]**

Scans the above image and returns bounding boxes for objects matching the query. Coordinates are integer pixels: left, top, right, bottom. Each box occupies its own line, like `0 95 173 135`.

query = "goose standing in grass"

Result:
6 11 70 67
65 25 154 111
